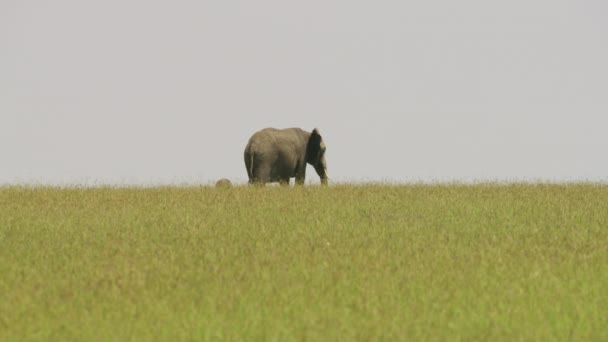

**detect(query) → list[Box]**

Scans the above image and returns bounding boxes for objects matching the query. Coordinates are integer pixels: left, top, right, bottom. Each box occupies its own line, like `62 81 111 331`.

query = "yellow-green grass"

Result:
1 184 607 340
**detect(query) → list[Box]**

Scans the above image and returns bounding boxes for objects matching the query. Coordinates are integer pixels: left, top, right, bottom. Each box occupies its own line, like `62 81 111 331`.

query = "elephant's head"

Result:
306 128 329 185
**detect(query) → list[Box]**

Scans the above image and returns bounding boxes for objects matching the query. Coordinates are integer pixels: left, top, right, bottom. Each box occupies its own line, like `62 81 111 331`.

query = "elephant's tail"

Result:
249 154 254 181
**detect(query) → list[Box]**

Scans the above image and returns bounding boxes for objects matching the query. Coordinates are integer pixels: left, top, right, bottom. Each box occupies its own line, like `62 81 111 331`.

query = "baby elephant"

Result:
244 127 328 186
215 178 232 188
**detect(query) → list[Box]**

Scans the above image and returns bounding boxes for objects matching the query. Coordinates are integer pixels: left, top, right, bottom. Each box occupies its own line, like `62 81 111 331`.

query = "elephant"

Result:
244 127 328 186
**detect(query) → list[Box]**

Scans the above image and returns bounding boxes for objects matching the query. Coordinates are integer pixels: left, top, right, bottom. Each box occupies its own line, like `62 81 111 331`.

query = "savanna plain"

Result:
1 184 607 340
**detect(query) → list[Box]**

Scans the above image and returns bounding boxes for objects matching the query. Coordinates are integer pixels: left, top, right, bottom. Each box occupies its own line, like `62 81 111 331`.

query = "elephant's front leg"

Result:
295 165 306 186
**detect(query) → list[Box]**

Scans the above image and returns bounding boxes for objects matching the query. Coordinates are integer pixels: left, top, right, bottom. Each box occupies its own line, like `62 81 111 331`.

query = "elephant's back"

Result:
247 128 300 150
252 127 306 141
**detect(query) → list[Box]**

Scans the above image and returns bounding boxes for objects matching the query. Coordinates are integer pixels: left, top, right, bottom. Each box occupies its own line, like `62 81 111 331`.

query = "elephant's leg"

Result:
295 163 306 186
248 176 266 186
253 163 272 185
249 178 264 186
279 178 290 187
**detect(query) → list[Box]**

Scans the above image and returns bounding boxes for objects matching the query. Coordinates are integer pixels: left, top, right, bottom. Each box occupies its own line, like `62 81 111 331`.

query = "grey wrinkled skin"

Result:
244 127 328 186
215 178 232 188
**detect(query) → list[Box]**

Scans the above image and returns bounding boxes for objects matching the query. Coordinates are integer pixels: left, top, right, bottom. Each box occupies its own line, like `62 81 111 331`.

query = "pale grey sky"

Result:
1 0 607 185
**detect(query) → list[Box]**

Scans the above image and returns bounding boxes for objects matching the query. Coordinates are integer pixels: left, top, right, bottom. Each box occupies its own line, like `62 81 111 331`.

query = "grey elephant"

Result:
244 127 328 186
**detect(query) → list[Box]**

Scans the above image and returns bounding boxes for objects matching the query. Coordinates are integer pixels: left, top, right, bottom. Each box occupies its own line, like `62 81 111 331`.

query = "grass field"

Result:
1 184 607 340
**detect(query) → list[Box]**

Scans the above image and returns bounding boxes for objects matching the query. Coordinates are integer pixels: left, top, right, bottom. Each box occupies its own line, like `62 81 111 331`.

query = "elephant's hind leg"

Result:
251 180 265 187
252 163 272 186
295 161 306 186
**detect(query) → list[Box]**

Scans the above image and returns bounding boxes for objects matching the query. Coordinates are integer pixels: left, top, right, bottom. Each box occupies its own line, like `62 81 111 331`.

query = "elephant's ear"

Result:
306 128 322 163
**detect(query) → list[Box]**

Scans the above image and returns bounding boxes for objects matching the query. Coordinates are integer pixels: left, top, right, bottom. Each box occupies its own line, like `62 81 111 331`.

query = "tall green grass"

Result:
1 184 607 340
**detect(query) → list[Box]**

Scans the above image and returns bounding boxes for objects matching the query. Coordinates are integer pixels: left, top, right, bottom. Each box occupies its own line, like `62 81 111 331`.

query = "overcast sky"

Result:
1 0 607 185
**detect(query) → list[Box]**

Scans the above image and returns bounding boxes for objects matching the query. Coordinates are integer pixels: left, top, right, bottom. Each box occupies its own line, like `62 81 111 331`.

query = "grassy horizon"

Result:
1 184 607 340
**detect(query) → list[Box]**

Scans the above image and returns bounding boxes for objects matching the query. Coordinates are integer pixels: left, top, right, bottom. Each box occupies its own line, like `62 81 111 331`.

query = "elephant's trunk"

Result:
314 165 329 185
321 169 329 186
